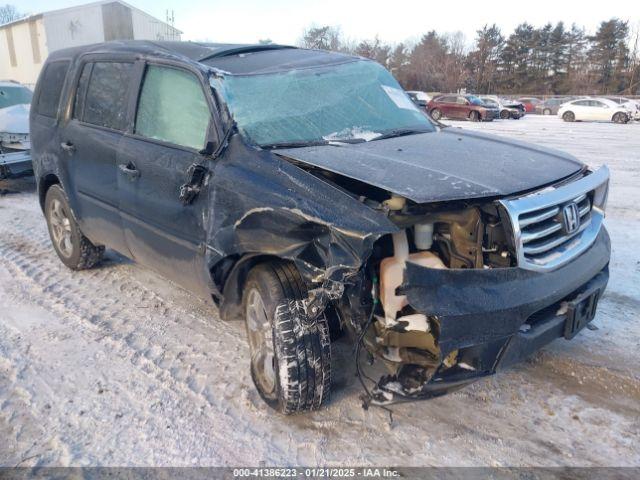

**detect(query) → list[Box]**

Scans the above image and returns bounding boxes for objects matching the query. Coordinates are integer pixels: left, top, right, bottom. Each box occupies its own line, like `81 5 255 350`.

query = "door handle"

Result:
118 162 140 180
60 141 75 153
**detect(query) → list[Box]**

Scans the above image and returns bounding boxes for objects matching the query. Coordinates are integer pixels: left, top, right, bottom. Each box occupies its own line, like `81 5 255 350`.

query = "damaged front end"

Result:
332 167 610 404
0 104 32 179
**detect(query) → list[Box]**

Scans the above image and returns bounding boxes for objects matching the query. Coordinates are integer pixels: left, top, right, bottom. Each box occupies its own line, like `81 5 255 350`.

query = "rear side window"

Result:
135 65 210 150
36 61 70 118
81 62 134 130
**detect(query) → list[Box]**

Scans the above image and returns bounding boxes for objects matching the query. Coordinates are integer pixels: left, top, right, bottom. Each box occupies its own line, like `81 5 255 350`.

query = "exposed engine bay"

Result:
342 195 515 404
296 163 518 405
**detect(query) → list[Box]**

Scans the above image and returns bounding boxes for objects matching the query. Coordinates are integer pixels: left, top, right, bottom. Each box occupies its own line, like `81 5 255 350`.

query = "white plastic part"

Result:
379 230 446 323
414 223 434 250
391 230 409 260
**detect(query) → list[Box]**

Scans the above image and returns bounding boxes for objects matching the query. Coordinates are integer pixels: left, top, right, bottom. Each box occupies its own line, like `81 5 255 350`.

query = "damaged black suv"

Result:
31 41 610 414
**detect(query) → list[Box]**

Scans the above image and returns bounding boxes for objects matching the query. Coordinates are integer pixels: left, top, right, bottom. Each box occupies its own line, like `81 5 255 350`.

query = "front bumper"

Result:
397 227 610 395
0 149 32 179
483 109 500 121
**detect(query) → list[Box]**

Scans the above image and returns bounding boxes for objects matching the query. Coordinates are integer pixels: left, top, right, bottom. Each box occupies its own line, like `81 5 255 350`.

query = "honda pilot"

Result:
30 41 610 414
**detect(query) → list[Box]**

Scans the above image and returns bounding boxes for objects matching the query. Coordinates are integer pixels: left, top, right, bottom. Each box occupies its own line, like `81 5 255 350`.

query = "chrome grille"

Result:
500 166 609 272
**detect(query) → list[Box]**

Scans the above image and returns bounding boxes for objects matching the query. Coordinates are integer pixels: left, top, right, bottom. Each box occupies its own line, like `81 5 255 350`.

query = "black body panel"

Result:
277 128 584 203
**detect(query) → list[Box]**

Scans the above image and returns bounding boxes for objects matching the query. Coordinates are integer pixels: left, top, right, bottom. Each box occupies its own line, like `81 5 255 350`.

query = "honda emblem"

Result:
562 202 580 234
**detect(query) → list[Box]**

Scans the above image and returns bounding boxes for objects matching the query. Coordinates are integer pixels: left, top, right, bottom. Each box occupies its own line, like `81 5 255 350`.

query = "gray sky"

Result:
22 0 640 46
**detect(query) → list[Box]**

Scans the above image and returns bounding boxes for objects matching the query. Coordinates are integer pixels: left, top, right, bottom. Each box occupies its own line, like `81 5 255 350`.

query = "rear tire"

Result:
543 108 552 115
242 261 331 414
44 185 104 270
469 110 480 122
430 108 442 121
562 111 575 122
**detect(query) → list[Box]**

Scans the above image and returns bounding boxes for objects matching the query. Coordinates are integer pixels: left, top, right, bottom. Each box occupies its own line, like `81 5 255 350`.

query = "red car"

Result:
517 97 542 113
427 94 499 121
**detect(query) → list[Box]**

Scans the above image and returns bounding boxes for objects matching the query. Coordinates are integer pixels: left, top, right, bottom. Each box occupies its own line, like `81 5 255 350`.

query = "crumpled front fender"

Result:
207 135 397 318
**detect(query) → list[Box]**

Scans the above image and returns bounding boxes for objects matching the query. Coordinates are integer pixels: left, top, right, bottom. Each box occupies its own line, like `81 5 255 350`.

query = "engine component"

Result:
414 222 434 250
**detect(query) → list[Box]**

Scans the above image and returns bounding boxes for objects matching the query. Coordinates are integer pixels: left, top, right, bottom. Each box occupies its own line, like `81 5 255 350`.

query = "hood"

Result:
503 101 523 107
0 103 30 134
275 128 584 203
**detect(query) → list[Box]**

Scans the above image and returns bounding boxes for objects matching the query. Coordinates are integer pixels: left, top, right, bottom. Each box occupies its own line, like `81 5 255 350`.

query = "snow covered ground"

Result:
0 116 638 467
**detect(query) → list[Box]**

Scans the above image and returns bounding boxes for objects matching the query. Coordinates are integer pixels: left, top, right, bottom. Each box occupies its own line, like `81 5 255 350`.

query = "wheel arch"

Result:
612 111 628 122
212 253 292 322
38 173 61 211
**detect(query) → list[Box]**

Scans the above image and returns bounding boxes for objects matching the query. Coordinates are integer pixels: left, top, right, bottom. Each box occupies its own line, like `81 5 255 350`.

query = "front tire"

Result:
500 109 510 119
543 108 552 115
562 111 575 122
243 261 331 414
430 108 442 121
612 112 628 124
469 110 480 122
44 185 104 270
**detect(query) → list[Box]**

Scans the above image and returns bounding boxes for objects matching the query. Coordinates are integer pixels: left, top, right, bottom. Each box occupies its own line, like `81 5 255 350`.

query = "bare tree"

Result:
627 22 640 94
0 4 24 25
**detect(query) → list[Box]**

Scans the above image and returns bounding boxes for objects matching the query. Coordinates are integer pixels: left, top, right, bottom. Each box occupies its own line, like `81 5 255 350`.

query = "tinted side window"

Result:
83 62 134 130
135 65 210 150
36 61 70 118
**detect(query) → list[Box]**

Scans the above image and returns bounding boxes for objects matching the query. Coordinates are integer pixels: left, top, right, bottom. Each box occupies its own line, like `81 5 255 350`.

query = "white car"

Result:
0 81 33 178
478 96 524 119
406 90 431 108
558 97 632 124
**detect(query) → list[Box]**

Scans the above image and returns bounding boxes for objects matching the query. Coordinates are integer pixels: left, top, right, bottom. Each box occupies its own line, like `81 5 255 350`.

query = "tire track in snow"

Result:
0 221 297 465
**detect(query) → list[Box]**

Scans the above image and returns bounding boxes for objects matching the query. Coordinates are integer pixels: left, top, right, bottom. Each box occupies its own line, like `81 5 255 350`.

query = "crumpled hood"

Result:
276 128 584 203
0 103 30 134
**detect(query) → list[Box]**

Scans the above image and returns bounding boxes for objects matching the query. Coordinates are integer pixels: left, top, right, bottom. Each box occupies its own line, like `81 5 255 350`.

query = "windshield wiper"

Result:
370 128 431 141
260 140 330 150
260 137 368 149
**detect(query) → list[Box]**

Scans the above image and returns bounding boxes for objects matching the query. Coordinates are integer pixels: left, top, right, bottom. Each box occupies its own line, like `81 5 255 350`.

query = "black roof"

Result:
47 40 360 75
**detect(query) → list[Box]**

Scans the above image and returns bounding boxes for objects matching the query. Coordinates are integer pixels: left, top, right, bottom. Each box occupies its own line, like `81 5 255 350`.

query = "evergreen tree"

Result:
468 24 503 93
588 19 630 93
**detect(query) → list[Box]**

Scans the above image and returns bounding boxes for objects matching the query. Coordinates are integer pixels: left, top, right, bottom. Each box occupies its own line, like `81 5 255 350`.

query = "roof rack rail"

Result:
198 44 295 62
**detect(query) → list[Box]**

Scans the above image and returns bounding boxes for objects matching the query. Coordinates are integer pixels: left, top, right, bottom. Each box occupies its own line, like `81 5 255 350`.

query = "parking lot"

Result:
0 115 638 467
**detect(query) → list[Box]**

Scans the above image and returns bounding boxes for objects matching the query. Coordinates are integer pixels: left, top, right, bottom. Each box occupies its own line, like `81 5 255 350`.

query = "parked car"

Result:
427 94 499 121
406 90 431 109
517 97 542 113
535 97 571 116
31 41 610 414
0 80 33 179
477 96 523 119
500 97 526 114
558 98 632 123
605 96 640 120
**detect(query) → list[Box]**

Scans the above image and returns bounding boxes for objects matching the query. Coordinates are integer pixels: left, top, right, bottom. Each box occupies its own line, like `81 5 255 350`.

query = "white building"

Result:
0 0 182 87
